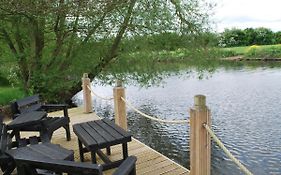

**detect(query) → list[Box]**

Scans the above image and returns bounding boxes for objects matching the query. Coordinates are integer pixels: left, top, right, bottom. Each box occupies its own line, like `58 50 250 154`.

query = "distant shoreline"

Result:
221 55 281 61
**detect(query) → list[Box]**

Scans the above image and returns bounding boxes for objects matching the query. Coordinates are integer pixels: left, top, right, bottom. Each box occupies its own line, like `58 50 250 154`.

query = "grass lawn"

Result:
0 87 25 105
223 46 249 55
222 44 281 58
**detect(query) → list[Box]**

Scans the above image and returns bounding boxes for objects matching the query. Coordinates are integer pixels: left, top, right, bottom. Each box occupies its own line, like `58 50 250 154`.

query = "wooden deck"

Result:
18 107 189 175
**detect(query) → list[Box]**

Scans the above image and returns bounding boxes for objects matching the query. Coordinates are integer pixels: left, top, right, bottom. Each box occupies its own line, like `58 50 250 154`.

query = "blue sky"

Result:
214 0 281 32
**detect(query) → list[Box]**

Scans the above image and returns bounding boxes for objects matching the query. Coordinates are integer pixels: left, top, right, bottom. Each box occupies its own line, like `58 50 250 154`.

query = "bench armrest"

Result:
113 156 137 175
41 104 69 118
15 158 102 175
41 104 68 110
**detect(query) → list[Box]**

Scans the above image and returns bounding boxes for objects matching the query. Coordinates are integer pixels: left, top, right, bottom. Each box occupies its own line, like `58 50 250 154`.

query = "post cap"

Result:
116 80 123 87
194 95 206 108
83 73 88 78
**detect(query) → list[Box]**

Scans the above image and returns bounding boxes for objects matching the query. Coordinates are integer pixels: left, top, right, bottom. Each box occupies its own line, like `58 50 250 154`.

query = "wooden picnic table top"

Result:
7 111 47 129
6 143 74 161
73 119 132 150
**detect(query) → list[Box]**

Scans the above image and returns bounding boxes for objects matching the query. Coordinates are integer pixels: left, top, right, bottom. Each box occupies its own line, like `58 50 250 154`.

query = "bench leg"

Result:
64 124 71 141
78 139 84 162
106 147 111 155
2 161 15 175
14 130 21 142
39 130 50 143
129 166 137 175
122 143 128 160
91 151 97 164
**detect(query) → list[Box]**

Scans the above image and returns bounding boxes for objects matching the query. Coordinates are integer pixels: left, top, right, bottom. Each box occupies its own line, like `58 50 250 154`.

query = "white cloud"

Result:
213 0 281 32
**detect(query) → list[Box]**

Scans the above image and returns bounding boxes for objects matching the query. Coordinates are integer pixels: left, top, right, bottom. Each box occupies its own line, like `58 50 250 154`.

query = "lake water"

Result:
73 67 281 175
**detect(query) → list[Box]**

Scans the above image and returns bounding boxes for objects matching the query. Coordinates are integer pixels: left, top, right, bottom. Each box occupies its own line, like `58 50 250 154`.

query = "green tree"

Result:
274 31 281 44
219 28 246 47
254 27 274 45
220 27 277 47
0 0 212 103
244 28 257 45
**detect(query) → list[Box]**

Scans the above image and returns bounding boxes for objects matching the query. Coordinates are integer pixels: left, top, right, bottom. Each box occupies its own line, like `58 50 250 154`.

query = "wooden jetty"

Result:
4 73 253 175
8 75 213 175
18 107 190 175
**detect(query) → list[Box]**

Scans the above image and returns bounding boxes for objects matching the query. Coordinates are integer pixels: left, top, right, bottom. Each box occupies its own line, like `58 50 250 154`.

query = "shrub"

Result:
0 87 25 105
0 76 10 86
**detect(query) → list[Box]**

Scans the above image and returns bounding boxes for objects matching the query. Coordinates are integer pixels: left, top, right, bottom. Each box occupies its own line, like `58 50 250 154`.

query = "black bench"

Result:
11 94 71 141
8 151 137 175
1 121 74 175
73 119 132 171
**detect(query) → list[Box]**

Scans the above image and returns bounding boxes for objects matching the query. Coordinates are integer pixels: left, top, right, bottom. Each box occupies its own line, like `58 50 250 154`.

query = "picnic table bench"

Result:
11 94 71 141
1 121 74 175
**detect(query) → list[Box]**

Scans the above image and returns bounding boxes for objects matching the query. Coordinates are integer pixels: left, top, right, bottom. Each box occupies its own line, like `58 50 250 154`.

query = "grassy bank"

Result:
222 44 281 58
0 87 25 105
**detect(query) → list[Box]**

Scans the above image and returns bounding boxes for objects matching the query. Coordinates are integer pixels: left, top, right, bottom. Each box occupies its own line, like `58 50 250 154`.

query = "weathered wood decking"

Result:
18 107 189 175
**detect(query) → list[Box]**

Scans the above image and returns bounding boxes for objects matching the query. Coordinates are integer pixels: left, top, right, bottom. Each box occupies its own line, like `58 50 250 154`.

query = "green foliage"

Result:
219 27 280 47
121 32 218 53
0 87 25 105
219 28 246 47
0 0 213 103
0 76 9 86
99 43 224 85
120 33 191 52
275 31 281 44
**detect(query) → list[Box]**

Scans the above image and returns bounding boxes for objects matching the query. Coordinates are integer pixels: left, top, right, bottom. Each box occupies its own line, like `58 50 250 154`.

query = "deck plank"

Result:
12 107 190 175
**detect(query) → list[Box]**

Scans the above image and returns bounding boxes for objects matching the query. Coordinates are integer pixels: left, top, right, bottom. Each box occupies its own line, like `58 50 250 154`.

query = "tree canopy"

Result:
219 27 280 47
0 0 213 103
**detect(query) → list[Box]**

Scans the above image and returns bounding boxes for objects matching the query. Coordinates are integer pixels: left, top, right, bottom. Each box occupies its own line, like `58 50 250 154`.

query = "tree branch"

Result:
89 0 137 79
0 27 18 56
169 0 195 32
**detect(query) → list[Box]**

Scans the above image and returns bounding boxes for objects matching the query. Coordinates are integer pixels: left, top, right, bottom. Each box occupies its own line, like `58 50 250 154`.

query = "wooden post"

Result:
113 80 127 131
190 95 211 175
82 73 93 113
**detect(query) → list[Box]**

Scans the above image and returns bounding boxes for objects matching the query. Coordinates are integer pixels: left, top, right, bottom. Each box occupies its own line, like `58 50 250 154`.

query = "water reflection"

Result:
73 68 281 175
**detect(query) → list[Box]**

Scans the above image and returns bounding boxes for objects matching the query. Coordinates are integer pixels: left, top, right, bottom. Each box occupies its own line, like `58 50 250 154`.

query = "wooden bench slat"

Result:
16 95 40 107
73 124 98 149
95 120 124 141
28 143 73 160
81 122 108 147
19 103 42 114
102 119 131 138
88 121 116 142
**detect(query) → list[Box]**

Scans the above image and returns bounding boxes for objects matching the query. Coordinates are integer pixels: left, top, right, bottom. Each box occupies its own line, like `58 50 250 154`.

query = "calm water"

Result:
73 68 281 175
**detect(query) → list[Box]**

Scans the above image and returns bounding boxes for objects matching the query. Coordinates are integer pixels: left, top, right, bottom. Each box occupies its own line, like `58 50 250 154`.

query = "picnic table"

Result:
7 111 48 141
73 119 132 170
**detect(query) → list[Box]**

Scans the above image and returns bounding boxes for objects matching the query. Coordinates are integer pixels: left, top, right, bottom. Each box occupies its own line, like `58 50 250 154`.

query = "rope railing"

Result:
203 124 253 175
87 85 114 101
121 97 189 124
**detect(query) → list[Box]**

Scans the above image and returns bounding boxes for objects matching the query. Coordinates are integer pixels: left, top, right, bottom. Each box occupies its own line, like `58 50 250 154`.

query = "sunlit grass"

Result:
222 44 281 58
